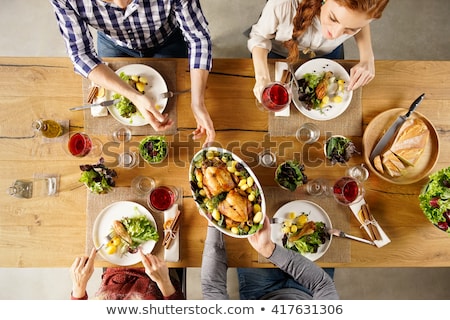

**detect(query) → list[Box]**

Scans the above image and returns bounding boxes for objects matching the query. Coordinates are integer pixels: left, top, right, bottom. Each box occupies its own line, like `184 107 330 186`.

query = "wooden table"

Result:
1 58 449 268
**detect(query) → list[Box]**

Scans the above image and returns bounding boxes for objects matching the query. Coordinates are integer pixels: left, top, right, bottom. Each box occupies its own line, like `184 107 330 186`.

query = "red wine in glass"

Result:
68 132 92 157
261 82 291 111
148 186 177 211
333 177 363 205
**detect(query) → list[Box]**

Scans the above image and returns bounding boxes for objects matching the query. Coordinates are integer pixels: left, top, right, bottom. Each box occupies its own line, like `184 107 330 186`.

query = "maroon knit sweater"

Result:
71 267 185 300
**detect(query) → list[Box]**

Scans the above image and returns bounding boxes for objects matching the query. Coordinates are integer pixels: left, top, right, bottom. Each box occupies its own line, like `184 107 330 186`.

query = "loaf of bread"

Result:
373 118 430 177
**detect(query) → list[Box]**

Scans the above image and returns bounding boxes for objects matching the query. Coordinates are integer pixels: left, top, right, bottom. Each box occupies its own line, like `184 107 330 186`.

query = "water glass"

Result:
118 151 139 169
296 123 320 144
110 125 131 143
131 176 155 197
346 164 369 182
258 150 277 167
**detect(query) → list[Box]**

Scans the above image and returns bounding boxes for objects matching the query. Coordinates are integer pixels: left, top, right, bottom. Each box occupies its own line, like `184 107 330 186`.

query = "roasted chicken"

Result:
201 163 236 198
218 189 252 223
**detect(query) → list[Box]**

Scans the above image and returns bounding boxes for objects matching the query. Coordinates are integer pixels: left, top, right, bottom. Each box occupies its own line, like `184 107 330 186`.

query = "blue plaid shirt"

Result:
50 0 212 77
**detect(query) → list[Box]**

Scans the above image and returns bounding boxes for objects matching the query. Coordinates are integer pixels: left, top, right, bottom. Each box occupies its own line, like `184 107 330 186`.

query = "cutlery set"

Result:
69 89 191 111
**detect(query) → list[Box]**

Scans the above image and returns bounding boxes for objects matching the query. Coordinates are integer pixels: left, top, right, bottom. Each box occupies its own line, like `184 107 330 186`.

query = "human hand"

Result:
139 249 176 297
347 60 375 91
191 106 216 147
253 78 271 103
247 215 276 258
133 94 174 131
70 247 96 298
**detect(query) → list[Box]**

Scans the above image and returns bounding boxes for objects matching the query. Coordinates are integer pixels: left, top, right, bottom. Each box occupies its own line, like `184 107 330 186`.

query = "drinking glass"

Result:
332 176 365 206
296 123 320 144
258 82 292 112
147 185 179 213
131 176 155 197
68 132 102 157
258 149 277 167
118 151 139 169
305 178 332 197
346 163 369 182
109 125 131 143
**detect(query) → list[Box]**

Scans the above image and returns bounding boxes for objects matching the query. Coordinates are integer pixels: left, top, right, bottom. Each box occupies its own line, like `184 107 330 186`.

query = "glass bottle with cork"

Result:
32 119 63 138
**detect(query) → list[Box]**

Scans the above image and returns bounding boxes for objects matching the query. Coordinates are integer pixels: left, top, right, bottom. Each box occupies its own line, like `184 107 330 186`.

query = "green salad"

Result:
325 136 358 165
275 160 308 191
112 72 144 119
419 167 450 233
79 157 117 194
281 213 328 254
121 212 159 248
139 136 168 164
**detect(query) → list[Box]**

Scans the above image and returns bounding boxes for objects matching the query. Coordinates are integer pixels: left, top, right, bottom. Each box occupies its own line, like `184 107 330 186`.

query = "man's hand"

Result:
247 215 276 258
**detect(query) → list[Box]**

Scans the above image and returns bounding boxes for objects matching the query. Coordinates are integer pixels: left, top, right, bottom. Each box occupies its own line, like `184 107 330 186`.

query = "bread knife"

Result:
369 93 425 162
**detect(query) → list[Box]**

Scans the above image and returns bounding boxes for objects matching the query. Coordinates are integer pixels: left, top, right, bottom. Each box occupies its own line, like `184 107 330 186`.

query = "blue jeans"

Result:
97 28 188 58
268 44 345 60
237 268 335 300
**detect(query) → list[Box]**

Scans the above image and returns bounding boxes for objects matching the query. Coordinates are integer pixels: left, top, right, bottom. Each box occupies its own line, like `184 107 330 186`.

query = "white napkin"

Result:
90 84 108 117
349 198 391 248
164 204 180 262
274 61 290 117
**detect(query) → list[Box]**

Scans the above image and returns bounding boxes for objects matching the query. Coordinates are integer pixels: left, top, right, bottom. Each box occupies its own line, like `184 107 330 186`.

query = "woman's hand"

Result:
132 93 174 131
247 216 276 258
347 59 375 91
70 247 96 298
253 78 271 103
140 249 176 297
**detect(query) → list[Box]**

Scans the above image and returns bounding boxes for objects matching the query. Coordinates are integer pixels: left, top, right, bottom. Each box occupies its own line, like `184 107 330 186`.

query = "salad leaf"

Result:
139 136 168 163
121 210 159 249
325 136 358 164
275 160 308 191
284 221 327 254
419 167 450 232
112 72 143 119
79 157 117 194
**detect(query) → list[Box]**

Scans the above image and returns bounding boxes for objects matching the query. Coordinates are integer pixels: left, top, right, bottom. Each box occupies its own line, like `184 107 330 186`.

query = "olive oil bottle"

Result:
32 119 63 138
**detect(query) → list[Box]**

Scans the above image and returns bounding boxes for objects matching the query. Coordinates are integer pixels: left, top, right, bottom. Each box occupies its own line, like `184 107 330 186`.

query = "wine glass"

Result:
68 132 102 157
305 178 332 197
147 185 179 213
257 81 292 112
332 176 365 206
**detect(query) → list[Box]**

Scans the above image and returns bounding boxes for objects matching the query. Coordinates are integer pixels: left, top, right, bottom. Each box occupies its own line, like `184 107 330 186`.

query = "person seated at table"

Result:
248 0 389 101
201 216 339 300
49 0 215 145
70 248 184 300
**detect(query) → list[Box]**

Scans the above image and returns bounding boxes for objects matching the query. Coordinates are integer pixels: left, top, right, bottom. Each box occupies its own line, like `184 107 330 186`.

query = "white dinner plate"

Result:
271 200 332 261
293 58 353 121
92 201 158 266
107 64 168 126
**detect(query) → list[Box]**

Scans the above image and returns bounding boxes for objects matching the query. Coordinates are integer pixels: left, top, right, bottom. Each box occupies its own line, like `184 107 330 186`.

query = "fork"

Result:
159 88 191 99
96 233 114 252
270 217 284 224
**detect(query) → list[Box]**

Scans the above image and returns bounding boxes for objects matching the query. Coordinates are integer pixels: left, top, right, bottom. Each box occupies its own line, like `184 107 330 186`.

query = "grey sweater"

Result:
201 226 339 300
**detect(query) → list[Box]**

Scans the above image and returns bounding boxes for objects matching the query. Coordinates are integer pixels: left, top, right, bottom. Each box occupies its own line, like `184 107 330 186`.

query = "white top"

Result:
247 0 354 57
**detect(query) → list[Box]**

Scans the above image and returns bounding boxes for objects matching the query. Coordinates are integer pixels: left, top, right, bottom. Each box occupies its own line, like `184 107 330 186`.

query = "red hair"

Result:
284 0 389 63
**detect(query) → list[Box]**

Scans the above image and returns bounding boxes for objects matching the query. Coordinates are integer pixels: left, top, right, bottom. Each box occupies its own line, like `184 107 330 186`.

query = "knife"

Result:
327 228 375 246
369 93 425 161
69 99 119 111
